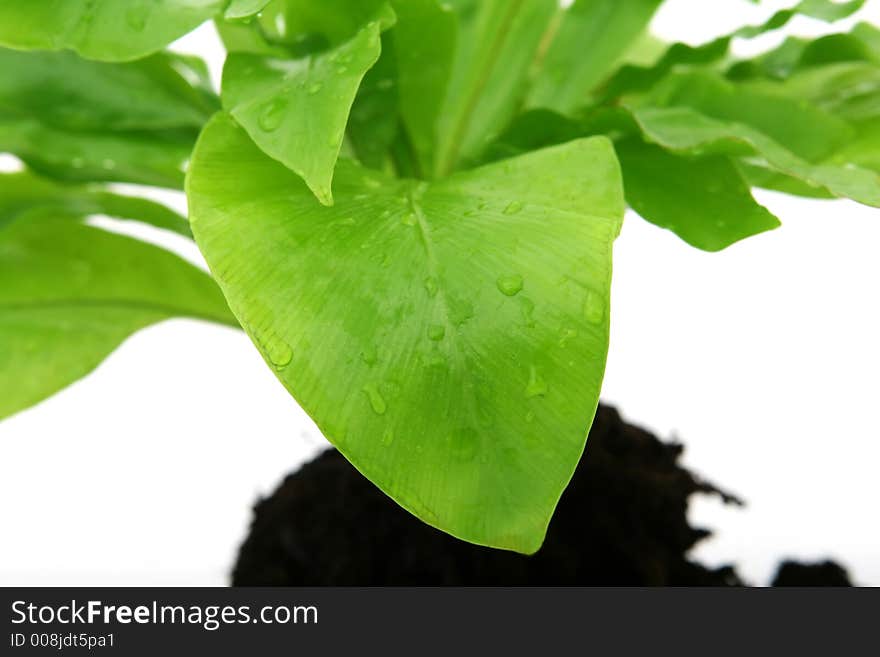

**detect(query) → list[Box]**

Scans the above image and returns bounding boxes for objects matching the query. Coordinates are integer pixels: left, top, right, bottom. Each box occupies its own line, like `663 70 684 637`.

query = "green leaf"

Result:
0 48 214 188
389 0 456 177
347 35 400 171
434 0 558 175
481 111 781 251
735 0 866 38
221 19 386 204
0 0 226 62
599 1 867 103
0 119 194 189
0 48 216 131
526 0 664 114
643 71 854 162
0 200 235 422
616 139 780 251
224 0 273 20
0 170 191 237
629 104 880 206
187 113 625 553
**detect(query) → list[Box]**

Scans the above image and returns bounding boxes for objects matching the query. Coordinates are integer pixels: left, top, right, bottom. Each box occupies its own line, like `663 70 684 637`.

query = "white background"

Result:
1 0 879 586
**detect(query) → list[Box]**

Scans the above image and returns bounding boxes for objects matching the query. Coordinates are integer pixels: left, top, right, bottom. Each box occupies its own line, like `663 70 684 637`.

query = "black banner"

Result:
1 587 876 655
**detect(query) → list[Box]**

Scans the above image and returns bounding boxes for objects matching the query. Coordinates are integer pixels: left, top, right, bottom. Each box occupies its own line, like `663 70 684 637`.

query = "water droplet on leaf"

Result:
361 346 378 365
362 383 387 415
524 365 548 398
427 324 445 341
496 274 524 297
503 200 524 215
424 277 439 298
258 98 287 132
583 289 605 325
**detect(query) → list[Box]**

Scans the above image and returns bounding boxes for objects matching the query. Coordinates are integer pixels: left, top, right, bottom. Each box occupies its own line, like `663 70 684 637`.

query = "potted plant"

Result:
0 0 876 583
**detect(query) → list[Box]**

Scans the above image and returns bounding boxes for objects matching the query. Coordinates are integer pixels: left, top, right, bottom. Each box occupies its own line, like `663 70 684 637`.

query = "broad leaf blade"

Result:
434 0 558 175
187 113 625 553
0 48 215 188
616 139 780 251
0 170 191 236
389 0 456 177
527 0 664 114
0 0 226 62
222 20 385 204
0 208 235 420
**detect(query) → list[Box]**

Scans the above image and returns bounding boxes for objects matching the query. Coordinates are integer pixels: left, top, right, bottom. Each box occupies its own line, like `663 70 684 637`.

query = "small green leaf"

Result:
644 71 853 162
389 0 456 176
0 48 215 188
187 113 625 553
616 139 780 251
0 48 216 131
0 170 191 237
630 105 880 206
434 0 558 175
224 0 273 20
347 35 400 171
0 119 195 189
527 0 664 114
0 0 226 62
222 20 386 204
0 198 235 421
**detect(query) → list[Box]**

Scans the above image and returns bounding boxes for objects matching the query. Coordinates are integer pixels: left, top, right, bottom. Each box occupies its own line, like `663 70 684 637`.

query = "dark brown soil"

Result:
231 404 851 586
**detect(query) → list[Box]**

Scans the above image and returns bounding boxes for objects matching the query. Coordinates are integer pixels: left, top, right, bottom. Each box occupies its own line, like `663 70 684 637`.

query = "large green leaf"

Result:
0 0 226 62
0 182 235 421
526 0 664 114
221 17 388 204
616 139 780 251
187 113 624 553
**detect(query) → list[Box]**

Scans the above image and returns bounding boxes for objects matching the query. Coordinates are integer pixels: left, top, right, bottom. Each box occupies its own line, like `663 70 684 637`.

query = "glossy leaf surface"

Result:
187 113 625 553
0 174 235 420
0 0 226 61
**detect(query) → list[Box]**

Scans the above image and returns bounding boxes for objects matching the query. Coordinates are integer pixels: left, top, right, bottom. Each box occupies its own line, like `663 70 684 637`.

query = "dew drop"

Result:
338 217 356 226
362 383 387 415
496 274 524 297
427 324 446 341
307 82 322 94
424 276 439 298
525 411 535 423
583 289 605 325
258 98 287 132
361 345 378 365
262 338 293 369
503 200 524 215
519 296 536 328
381 427 395 446
125 5 151 31
524 365 548 398
450 427 479 462
402 211 417 226
558 327 578 348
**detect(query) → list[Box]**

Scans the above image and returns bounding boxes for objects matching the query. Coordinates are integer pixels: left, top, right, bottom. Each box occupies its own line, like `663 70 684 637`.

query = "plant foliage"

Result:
1 0 878 552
